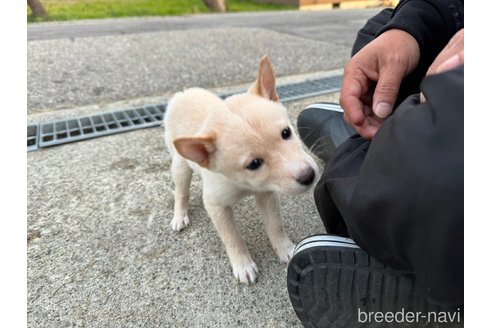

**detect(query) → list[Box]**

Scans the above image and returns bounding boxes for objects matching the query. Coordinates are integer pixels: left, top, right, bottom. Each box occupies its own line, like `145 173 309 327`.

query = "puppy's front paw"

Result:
170 215 190 232
232 261 259 285
277 239 295 263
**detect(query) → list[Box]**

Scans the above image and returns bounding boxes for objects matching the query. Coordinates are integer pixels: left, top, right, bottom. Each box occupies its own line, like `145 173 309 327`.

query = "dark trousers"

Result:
314 10 464 306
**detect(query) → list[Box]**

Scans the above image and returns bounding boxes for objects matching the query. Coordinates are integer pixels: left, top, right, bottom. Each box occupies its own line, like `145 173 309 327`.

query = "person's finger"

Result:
344 104 381 139
372 65 405 119
340 73 366 126
436 50 464 73
356 118 380 139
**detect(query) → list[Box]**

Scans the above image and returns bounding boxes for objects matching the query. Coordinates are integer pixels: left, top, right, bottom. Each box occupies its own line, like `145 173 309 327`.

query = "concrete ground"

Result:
27 8 380 328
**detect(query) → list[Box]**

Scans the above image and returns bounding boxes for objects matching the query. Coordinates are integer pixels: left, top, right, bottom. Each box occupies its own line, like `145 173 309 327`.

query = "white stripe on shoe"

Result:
294 234 359 255
303 103 344 113
295 240 360 255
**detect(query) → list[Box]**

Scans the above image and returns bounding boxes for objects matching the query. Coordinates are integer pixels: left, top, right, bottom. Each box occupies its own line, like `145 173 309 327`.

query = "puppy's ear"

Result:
248 55 280 102
173 135 216 168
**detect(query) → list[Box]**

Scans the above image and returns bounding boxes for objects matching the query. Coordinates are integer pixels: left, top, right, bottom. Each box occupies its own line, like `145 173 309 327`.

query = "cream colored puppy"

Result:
164 56 318 284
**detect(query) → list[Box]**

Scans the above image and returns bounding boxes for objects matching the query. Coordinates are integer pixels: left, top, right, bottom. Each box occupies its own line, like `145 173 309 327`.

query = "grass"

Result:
27 0 295 22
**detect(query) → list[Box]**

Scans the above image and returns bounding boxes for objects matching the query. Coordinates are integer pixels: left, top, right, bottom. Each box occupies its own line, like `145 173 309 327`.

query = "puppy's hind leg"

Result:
170 155 193 231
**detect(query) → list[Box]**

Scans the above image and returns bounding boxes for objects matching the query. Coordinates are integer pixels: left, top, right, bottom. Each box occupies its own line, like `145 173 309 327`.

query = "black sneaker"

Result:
297 103 356 162
287 235 461 327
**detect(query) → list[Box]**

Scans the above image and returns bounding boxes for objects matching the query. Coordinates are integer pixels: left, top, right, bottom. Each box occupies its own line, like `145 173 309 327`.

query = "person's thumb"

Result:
372 67 404 119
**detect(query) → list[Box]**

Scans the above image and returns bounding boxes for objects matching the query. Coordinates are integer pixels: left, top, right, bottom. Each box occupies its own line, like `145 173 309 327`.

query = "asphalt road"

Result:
27 9 381 114
28 9 379 47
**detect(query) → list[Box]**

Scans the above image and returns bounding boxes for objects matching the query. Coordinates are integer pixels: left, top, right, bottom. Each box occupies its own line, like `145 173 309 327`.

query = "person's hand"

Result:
340 29 420 139
421 29 464 102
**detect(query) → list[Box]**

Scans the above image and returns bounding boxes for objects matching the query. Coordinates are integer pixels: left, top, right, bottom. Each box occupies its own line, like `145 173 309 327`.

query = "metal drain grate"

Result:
36 104 166 149
27 125 39 152
277 75 342 102
27 75 342 151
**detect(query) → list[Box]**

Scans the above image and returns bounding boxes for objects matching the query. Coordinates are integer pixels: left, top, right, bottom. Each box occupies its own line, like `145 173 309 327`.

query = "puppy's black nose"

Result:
296 167 315 186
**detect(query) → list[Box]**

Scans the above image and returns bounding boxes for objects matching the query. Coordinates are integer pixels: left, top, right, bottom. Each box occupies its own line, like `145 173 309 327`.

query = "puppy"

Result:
164 55 318 284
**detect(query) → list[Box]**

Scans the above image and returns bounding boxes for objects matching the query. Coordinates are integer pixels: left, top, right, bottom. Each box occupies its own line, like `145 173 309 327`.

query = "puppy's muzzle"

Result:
296 167 316 186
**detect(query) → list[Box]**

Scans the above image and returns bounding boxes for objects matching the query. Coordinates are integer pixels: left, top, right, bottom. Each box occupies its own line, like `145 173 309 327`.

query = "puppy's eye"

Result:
281 127 292 140
246 158 263 171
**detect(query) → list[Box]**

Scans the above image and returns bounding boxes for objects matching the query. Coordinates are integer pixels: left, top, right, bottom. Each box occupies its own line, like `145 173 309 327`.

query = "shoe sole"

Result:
287 235 439 328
